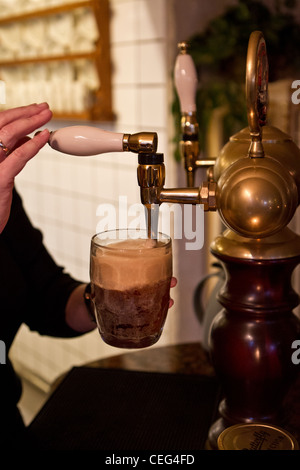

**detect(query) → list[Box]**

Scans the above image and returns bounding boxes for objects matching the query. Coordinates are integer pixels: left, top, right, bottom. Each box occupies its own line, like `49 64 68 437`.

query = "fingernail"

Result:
35 128 50 137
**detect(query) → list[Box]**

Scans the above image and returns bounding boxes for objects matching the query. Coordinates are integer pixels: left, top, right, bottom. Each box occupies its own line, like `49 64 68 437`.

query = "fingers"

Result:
0 102 50 128
1 129 50 180
168 277 177 308
0 103 52 161
0 105 51 234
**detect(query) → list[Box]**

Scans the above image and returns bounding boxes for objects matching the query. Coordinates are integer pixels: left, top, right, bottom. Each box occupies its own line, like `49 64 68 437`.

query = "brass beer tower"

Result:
48 31 300 447
176 31 300 447
137 31 300 445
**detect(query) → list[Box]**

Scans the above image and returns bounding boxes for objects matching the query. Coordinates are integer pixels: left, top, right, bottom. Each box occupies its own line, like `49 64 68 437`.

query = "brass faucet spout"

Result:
160 182 216 211
137 152 217 211
160 188 200 205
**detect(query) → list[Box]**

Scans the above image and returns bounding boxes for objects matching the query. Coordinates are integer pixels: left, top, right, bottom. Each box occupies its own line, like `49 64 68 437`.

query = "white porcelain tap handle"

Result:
47 126 158 156
174 42 198 114
48 126 124 156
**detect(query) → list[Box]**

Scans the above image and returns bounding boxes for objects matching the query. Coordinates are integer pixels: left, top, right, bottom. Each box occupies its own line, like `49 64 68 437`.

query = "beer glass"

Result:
90 229 172 348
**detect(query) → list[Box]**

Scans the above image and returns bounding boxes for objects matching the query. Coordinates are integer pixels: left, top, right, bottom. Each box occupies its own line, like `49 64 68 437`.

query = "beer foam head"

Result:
91 238 172 290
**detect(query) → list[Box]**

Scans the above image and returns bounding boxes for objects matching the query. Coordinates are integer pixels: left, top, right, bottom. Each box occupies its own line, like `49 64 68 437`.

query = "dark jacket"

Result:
0 188 82 446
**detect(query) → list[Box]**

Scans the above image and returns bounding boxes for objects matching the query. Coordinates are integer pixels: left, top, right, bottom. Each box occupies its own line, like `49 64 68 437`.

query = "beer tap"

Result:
45 30 300 448
47 128 217 212
47 125 217 237
174 42 215 187
136 152 216 210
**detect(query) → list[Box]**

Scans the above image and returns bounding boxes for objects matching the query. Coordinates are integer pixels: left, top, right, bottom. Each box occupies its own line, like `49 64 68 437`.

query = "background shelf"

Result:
0 0 114 121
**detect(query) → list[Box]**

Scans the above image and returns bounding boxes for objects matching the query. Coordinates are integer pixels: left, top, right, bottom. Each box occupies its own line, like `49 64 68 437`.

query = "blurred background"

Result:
2 0 300 420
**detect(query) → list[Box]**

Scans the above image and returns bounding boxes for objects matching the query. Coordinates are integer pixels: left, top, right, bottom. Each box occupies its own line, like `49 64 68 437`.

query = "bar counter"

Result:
82 342 214 376
79 341 300 444
27 342 300 451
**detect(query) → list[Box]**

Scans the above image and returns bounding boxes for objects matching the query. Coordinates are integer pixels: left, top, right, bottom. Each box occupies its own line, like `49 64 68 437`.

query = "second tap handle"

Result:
174 42 198 114
48 126 157 156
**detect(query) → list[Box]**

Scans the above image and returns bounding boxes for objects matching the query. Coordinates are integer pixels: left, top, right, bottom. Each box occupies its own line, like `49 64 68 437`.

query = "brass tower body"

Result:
174 31 300 446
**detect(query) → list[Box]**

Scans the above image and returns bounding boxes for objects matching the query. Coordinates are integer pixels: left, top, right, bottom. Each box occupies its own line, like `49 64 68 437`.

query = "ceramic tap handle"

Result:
48 126 124 156
174 42 198 114
48 126 158 156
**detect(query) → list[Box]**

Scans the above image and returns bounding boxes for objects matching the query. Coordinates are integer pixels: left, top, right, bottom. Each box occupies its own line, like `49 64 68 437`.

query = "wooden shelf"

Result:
0 0 114 122
0 51 98 67
0 1 95 24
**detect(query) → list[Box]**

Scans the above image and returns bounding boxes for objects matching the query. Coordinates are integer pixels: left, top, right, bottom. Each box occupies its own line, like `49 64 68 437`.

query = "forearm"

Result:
65 284 96 333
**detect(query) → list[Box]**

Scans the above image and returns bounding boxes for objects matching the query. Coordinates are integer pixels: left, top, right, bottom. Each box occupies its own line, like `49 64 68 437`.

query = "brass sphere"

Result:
216 155 298 238
214 126 300 204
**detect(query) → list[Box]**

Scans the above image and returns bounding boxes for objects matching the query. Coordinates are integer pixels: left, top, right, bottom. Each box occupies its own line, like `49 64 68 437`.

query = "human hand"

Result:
169 277 177 308
0 102 52 233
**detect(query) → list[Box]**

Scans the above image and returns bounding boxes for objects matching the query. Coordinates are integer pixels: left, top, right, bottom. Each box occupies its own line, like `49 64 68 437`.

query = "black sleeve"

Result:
2 188 83 338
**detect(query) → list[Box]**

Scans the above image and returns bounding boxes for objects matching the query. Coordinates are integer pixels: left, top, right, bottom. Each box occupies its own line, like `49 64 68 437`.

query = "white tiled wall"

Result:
10 0 206 386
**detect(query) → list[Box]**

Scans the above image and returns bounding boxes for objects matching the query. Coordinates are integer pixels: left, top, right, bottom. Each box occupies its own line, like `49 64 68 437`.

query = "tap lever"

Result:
47 125 158 156
174 41 204 187
174 41 198 115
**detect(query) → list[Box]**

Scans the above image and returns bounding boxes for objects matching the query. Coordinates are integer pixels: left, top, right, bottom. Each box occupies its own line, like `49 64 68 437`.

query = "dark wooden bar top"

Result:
86 341 300 444
50 342 216 394
46 341 300 450
32 342 221 450
87 342 215 376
